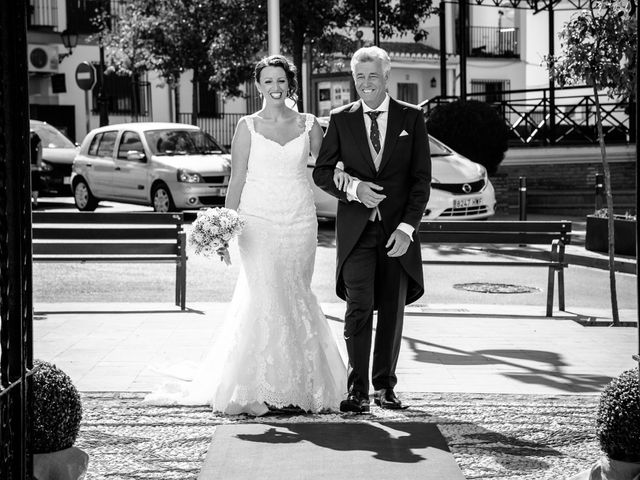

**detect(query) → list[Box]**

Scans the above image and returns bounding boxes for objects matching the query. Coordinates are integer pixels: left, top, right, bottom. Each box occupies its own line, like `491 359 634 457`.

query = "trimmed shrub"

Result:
596 368 640 462
425 100 509 174
32 359 83 454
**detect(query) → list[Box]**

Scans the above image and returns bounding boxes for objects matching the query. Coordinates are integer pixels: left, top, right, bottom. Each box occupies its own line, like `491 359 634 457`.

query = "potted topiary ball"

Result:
32 359 88 480
569 367 640 480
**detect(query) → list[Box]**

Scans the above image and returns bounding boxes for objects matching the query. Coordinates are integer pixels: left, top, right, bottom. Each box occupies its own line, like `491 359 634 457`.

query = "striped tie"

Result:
366 111 381 154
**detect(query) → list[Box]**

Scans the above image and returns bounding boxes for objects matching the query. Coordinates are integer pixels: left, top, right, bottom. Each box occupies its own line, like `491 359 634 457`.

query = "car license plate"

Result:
63 176 71 185
454 197 483 209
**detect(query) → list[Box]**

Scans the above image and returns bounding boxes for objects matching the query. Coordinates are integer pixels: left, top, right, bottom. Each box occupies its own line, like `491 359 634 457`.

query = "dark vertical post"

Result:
98 39 109 127
459 0 467 101
439 1 447 97
0 0 33 477
519 176 527 221
548 3 556 145
635 1 639 376
373 0 380 46
595 173 604 211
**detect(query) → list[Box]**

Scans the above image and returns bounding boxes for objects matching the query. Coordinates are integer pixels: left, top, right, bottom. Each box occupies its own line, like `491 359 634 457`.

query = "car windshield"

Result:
428 137 452 156
31 122 75 149
145 129 225 155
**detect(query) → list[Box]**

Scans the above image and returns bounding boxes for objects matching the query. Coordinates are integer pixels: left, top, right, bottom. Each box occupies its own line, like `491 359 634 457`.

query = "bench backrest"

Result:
32 212 185 257
419 220 572 245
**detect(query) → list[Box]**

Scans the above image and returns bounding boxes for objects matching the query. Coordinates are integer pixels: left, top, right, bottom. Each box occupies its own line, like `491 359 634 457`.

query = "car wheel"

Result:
73 178 98 211
152 184 176 212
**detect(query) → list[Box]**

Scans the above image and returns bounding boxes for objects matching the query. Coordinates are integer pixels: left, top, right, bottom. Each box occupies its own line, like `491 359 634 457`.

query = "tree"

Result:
100 0 265 124
93 1 156 122
545 0 637 325
425 100 509 175
279 0 435 111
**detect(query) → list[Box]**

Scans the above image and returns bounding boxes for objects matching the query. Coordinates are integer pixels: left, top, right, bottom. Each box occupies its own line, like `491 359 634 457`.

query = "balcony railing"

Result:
66 0 128 34
456 25 520 58
28 0 58 30
421 86 632 147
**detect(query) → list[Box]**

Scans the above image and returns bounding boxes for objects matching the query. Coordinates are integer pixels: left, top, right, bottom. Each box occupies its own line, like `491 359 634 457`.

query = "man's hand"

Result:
356 182 386 208
386 229 411 257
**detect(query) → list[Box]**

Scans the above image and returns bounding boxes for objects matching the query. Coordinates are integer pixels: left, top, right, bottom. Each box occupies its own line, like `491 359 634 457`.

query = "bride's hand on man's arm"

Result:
333 161 353 192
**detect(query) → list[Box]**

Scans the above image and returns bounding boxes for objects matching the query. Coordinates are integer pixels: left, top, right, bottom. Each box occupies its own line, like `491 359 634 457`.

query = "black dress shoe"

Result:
340 391 370 413
373 388 403 409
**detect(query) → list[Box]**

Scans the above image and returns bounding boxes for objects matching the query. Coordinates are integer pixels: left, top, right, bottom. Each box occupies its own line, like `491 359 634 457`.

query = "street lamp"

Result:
355 30 364 49
58 29 78 63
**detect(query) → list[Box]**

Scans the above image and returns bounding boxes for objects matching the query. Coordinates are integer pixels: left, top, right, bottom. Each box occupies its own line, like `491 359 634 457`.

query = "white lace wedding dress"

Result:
144 114 346 415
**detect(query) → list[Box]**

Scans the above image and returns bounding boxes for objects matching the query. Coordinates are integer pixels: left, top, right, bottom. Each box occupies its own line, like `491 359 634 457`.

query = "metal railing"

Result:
421 86 632 147
66 0 128 34
456 25 520 58
177 113 244 148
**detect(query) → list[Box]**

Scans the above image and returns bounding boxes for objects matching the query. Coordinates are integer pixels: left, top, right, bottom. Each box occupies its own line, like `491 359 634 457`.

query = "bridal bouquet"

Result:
188 207 245 265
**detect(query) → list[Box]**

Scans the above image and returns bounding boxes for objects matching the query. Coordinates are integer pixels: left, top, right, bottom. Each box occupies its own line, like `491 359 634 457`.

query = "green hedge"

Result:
32 359 83 454
596 368 640 462
426 100 509 174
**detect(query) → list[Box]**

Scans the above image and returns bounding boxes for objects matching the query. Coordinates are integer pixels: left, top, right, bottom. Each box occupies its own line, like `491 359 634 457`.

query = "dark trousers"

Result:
341 220 408 396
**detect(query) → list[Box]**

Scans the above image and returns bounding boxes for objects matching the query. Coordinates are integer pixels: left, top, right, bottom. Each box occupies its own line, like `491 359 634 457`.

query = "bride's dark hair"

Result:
254 55 298 101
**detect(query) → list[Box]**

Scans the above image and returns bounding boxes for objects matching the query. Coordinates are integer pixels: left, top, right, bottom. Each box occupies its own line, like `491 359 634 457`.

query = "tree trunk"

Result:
191 66 199 126
593 85 620 326
174 74 181 123
131 72 140 122
292 31 305 112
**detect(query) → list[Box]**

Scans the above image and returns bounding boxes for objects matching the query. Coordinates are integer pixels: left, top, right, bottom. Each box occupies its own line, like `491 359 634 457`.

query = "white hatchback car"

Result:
307 125 496 220
72 123 231 212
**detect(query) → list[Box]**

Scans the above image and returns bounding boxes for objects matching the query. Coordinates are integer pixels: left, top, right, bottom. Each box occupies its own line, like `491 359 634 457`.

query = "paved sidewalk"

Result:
34 301 638 395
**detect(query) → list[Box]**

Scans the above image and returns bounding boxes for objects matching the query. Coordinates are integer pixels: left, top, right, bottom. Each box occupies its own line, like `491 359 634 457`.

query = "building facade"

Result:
26 1 604 146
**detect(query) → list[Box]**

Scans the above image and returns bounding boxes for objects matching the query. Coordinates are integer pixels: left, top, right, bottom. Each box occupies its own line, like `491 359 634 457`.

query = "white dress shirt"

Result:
344 94 415 240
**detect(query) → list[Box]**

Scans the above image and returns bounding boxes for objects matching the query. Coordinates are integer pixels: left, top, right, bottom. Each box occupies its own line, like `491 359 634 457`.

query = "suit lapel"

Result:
345 100 377 176
378 98 406 175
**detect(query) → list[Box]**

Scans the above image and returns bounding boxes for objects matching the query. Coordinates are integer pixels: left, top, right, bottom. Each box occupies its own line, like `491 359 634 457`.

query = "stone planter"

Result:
568 456 640 479
33 446 89 480
585 215 637 256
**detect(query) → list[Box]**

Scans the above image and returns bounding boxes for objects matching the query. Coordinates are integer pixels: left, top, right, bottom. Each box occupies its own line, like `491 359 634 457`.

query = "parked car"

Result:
71 122 231 212
307 118 496 220
29 119 79 195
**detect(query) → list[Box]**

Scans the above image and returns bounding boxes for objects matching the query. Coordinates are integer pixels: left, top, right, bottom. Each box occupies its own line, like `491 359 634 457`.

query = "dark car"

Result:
29 120 79 195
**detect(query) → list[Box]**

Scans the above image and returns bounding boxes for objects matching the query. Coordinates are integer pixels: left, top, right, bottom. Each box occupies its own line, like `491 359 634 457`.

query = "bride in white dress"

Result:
145 55 346 416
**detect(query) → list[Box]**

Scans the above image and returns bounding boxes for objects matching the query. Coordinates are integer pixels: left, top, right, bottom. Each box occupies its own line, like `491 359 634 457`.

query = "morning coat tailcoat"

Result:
312 97 431 305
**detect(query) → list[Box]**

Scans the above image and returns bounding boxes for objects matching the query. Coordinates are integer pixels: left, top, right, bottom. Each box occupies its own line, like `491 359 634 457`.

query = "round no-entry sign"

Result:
75 61 96 91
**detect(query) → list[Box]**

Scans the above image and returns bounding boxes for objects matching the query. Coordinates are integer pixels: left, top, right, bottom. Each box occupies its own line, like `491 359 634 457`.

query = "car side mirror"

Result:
127 151 146 162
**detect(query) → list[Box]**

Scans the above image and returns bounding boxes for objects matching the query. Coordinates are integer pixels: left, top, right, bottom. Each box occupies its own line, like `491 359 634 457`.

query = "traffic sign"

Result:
75 62 96 91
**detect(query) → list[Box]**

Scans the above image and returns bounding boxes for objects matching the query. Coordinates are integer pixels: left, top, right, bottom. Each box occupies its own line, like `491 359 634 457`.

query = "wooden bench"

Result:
418 220 572 317
32 212 187 310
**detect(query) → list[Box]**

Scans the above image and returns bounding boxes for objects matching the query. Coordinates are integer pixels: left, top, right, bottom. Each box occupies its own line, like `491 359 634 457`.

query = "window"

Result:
117 132 144 159
92 71 149 115
397 83 418 105
95 131 118 157
470 80 511 103
88 134 101 156
198 79 221 118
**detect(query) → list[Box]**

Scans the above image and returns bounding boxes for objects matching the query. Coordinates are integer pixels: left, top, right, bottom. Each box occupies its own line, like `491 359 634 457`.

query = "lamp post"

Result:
373 0 380 46
58 29 78 63
267 0 280 55
355 29 364 49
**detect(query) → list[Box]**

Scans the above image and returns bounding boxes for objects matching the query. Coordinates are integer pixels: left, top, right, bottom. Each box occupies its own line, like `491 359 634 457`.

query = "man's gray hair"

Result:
350 46 391 76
